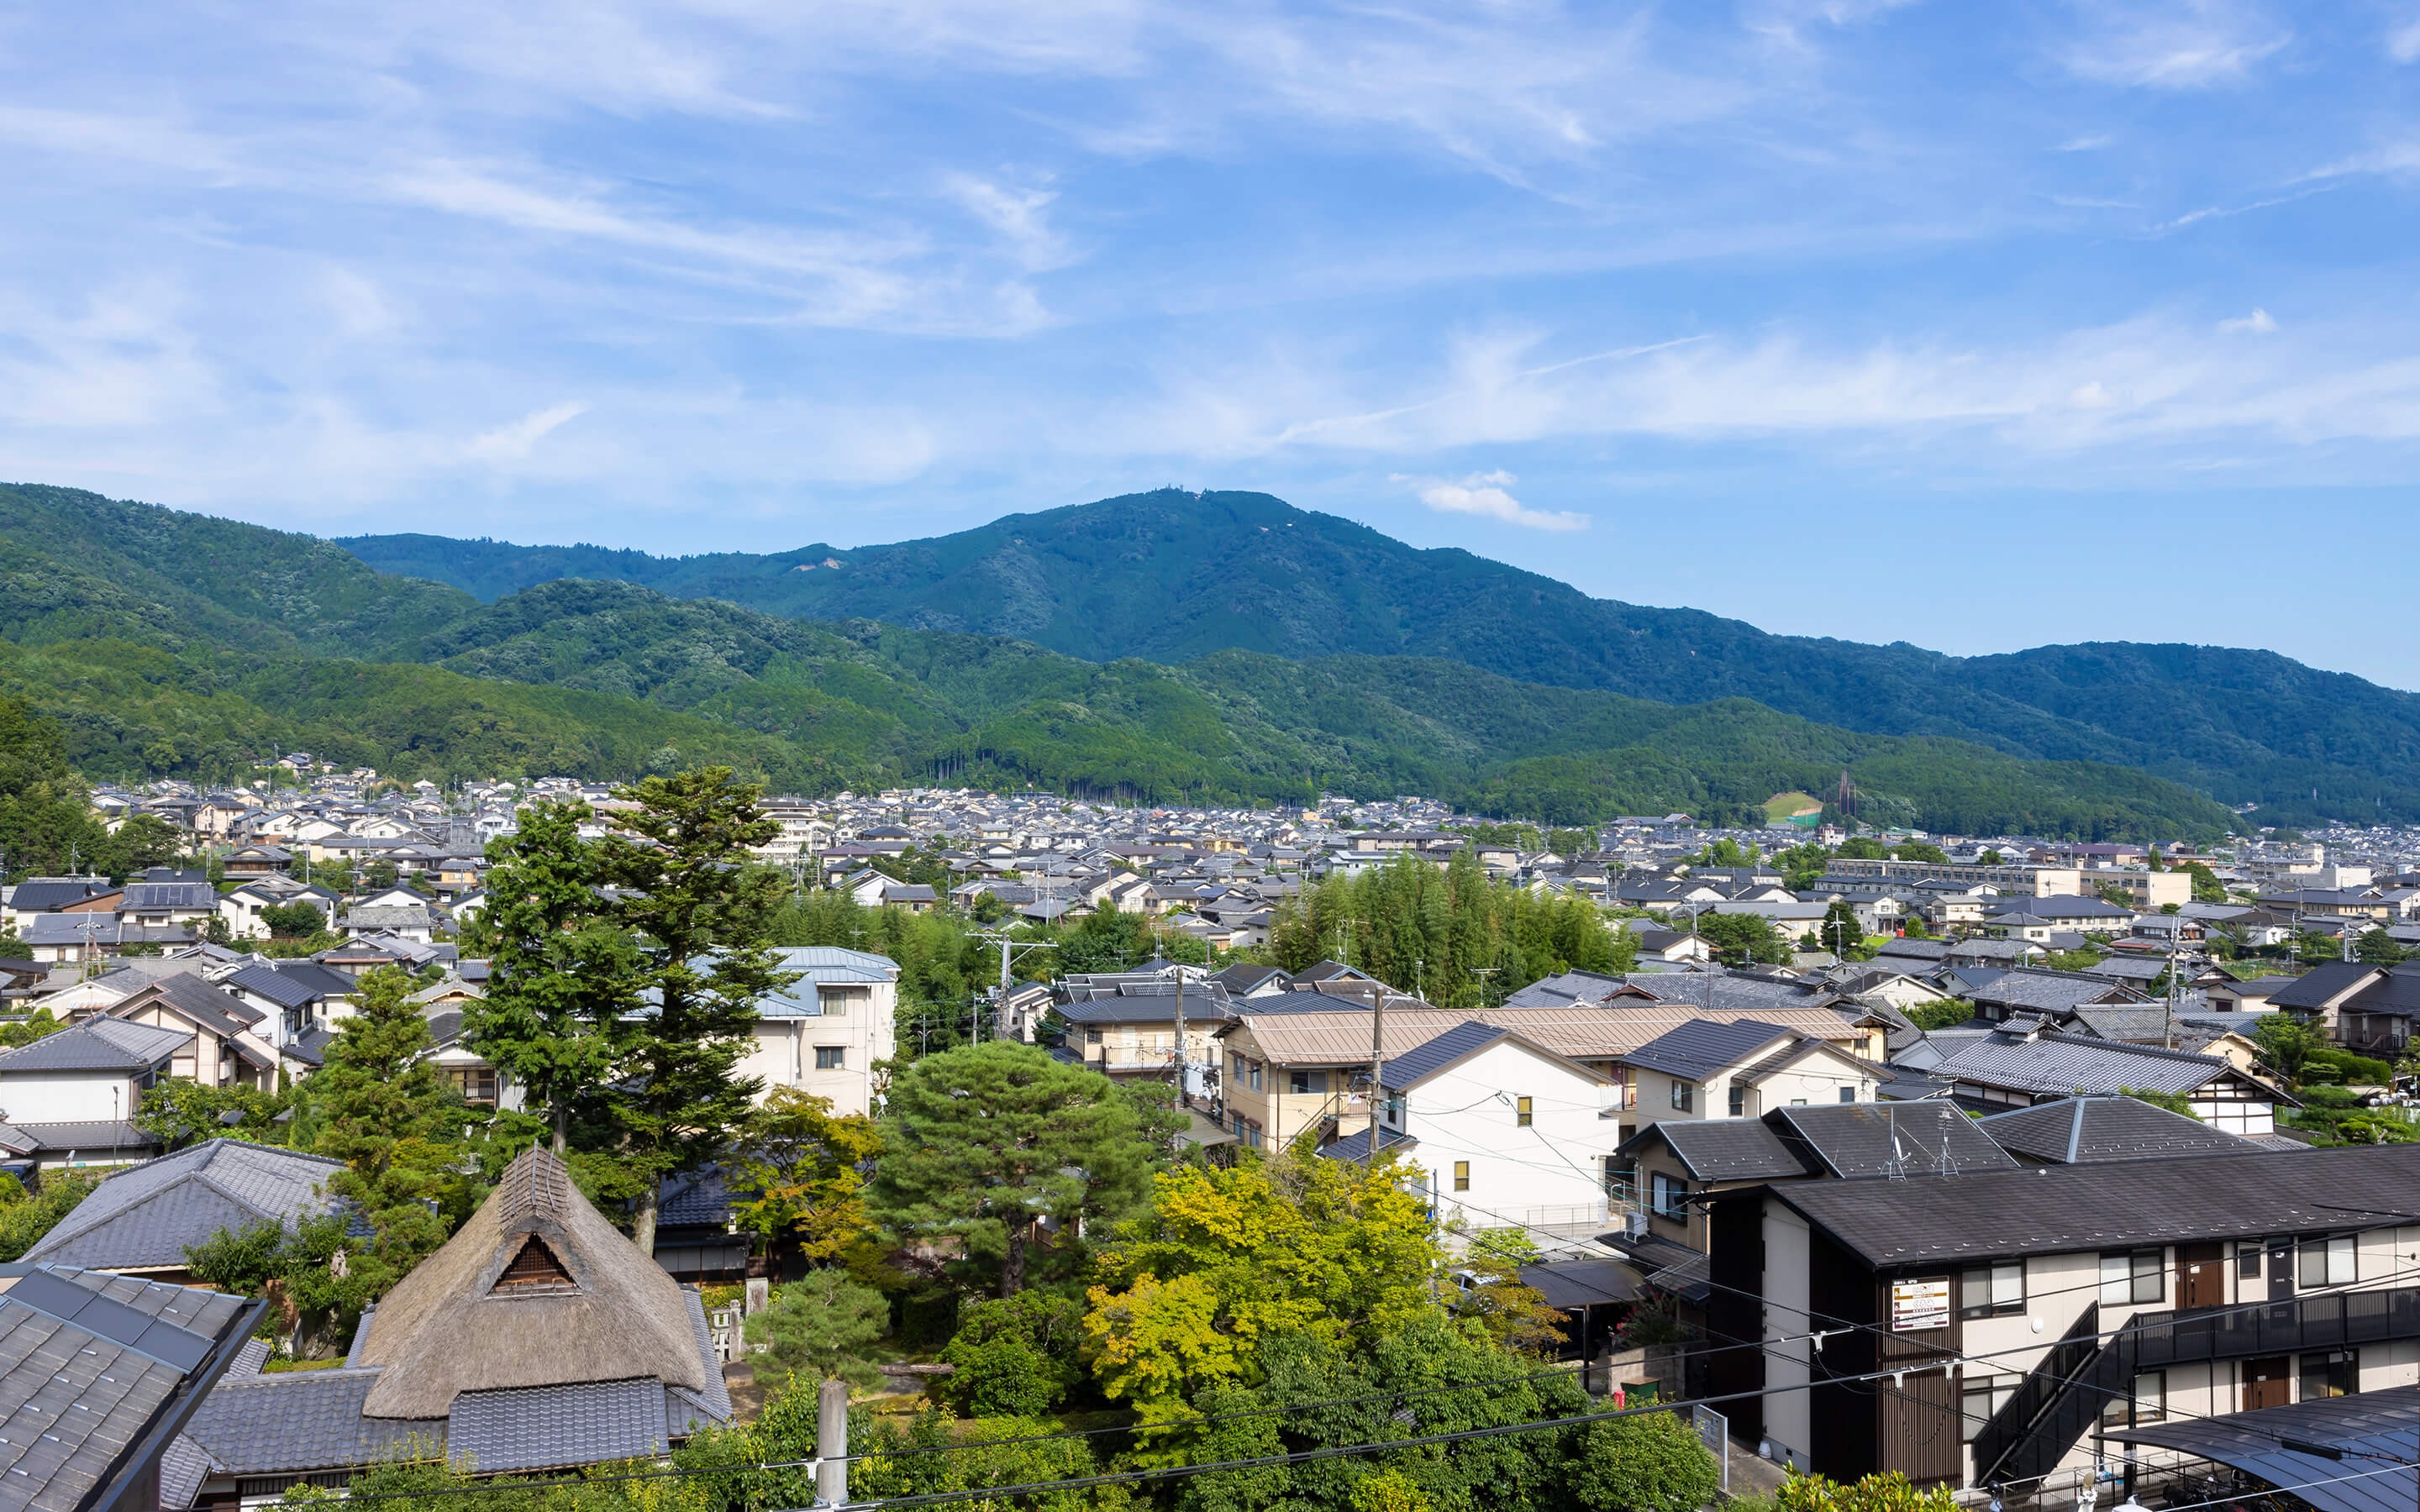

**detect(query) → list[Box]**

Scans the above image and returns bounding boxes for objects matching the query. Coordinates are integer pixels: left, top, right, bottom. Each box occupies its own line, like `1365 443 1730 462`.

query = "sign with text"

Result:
1890 1277 1951 1331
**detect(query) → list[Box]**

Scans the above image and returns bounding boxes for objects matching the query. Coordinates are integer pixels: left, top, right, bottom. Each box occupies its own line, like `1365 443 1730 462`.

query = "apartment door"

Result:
2266 1239 2296 1300
2242 1357 2291 1411
2177 1243 2226 1311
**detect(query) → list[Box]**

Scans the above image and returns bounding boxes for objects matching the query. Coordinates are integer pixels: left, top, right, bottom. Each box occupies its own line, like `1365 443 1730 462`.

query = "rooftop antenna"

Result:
1884 1105 1909 1181
1934 1106 1961 1179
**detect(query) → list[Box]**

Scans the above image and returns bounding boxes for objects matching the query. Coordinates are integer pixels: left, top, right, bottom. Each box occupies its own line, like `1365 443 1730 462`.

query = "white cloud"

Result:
467 402 590 462
2057 1 2289 89
2389 17 2420 61
2055 134 2115 152
2219 307 2277 333
1395 470 1590 531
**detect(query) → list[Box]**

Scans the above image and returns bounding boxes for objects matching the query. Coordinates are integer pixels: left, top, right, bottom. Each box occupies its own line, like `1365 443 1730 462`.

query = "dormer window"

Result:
492 1236 576 1294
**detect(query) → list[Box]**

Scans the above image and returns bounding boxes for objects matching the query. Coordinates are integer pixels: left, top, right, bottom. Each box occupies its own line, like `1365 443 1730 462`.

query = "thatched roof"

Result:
357 1147 708 1420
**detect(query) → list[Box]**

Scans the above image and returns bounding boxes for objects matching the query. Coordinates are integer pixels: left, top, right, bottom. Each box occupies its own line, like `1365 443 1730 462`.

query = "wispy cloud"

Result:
467 402 589 462
2057 1 2289 88
2219 307 2277 333
1395 470 1590 531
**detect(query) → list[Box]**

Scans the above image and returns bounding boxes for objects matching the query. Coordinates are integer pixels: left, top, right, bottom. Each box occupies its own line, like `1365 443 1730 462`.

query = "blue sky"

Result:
8 1 2420 687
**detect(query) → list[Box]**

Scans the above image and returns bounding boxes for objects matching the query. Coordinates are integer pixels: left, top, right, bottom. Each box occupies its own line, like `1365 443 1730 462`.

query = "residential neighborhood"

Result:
3 765 2420 1512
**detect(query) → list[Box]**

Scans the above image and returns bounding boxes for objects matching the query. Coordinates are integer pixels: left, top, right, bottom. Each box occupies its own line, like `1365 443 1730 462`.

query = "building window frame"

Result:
2100 1248 2165 1306
1960 1261 2025 1320
813 1046 846 1071
1649 1171 1690 1221
1670 1079 1695 1112
1515 1095 1534 1127
1453 1161 1470 1192
2299 1234 2355 1288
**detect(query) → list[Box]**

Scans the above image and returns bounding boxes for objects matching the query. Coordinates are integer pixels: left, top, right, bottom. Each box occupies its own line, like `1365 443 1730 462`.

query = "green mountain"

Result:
0 482 2238 837
345 488 2420 826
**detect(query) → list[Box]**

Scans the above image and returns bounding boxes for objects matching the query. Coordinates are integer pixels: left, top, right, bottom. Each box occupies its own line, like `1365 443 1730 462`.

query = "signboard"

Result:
1890 1277 1951 1332
1692 1404 1730 1492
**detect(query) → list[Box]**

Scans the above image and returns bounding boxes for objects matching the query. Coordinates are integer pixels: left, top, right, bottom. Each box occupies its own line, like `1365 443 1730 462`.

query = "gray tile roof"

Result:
0 1016 192 1074
2269 962 2381 1011
1768 1101 2022 1178
180 1368 442 1475
0 1121 155 1156
124 974 266 1038
1623 1018 1795 1080
1977 1095 2275 1164
1765 1142 2420 1267
0 1265 255 1512
1377 1021 1505 1088
1624 1118 1810 1182
24 1139 350 1270
449 1378 669 1474
1928 1026 2244 1097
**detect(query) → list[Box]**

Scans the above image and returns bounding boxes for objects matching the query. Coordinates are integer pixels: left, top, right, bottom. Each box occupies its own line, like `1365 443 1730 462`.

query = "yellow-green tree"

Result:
1083 1154 1443 1421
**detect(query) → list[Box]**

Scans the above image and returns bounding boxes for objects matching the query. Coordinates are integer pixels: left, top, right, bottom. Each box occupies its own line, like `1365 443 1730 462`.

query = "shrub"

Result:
1570 1409 1719 1512
743 1268 890 1389
1778 1469 1960 1512
933 1292 1083 1418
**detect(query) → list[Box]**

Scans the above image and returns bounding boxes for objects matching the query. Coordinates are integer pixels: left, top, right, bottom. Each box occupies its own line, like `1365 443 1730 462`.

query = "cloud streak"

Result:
1396 470 1590 530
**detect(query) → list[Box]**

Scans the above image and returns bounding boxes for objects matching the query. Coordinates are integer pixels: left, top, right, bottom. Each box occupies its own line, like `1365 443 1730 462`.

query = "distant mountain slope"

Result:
0 484 2237 835
343 488 2420 823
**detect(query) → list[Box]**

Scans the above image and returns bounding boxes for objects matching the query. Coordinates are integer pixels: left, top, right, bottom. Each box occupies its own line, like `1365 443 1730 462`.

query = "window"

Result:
1962 1376 2015 1441
1839 1085 1858 1103
2238 1243 2263 1280
2299 1234 2355 1288
1249 1062 1263 1092
2103 1370 2165 1427
1617 1068 1638 1111
1453 1161 1470 1193
1383 1093 1405 1126
1728 1086 1746 1117
2300 1350 2356 1400
1289 1069 1314 1095
1960 1262 2024 1319
1233 1053 1247 1080
2100 1249 2164 1305
1649 1171 1691 1219
1516 1095 1534 1127
1670 1080 1695 1111
814 1047 845 1070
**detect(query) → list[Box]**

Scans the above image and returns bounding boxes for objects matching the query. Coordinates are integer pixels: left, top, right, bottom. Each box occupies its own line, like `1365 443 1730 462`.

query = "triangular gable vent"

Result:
492 1236 576 1294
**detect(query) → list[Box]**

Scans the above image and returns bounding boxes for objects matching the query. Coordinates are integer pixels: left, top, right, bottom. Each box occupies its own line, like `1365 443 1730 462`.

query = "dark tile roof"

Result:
1378 1021 1507 1088
24 1139 350 1270
179 1367 441 1475
0 1121 155 1155
1763 1143 2420 1267
1977 1095 2275 1164
1928 1026 2246 1097
3 880 115 914
1313 1126 1419 1165
0 1265 255 1512
1623 1118 1812 1182
1622 1018 1796 1080
0 1015 192 1073
2270 962 2384 1011
126 974 265 1038
1768 1101 2022 1178
449 1378 670 1473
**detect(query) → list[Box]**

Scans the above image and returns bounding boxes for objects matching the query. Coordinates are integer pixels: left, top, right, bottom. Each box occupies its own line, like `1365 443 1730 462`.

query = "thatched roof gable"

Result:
357 1148 707 1420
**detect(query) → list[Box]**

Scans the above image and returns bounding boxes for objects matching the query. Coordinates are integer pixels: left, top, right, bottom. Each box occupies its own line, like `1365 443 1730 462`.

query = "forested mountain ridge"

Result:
0 482 2238 836
345 488 2420 824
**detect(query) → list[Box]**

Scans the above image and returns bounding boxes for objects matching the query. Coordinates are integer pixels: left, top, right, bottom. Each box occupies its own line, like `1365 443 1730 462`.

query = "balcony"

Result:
2130 1285 2420 1364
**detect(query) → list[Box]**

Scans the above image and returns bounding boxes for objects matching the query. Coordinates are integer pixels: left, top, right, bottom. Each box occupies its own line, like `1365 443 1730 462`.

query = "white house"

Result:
1332 1021 1620 1234
734 948 900 1117
0 1016 188 1131
1619 1016 1881 1131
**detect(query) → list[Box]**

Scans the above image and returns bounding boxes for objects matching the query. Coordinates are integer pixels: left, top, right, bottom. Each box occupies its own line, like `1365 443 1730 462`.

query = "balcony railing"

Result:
2130 1284 2420 1364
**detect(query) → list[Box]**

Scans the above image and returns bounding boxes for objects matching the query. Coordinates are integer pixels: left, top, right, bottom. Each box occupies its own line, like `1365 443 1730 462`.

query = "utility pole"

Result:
1366 990 1387 1163
1471 966 1498 1007
1171 964 1186 1112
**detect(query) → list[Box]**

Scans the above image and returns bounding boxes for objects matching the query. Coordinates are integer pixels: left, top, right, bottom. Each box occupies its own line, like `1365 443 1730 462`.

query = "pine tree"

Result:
869 1042 1157 1296
464 800 639 1154
312 965 455 1281
594 768 793 1254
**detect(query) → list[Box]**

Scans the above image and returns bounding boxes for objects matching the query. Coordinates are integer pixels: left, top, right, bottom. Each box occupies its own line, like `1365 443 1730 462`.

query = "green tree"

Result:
593 768 795 1254
0 1007 66 1049
1979 848 2004 865
934 1292 1086 1418
1836 837 1887 861
1889 843 1949 864
134 1080 288 1149
729 1088 881 1263
1697 911 1792 966
2121 1087 2201 1120
311 964 456 1281
1775 842 1832 893
258 901 325 939
2182 861 2228 903
742 1268 891 1389
2355 929 2406 965
464 799 639 1155
1815 899 1870 960
2253 1014 2325 1090
871 1042 1158 1296
1085 1156 1444 1422
1571 1409 1722 1512
0 1173 99 1261
1903 999 1977 1032
1777 1469 1960 1512
0 697 112 882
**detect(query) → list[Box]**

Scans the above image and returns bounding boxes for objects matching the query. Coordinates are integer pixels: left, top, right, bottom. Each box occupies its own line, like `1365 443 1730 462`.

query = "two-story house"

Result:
1619 1017 1883 1136
1705 1145 2420 1494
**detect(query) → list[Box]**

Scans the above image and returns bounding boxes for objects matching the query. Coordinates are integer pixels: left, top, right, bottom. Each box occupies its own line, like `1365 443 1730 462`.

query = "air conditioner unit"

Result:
1623 1211 1649 1239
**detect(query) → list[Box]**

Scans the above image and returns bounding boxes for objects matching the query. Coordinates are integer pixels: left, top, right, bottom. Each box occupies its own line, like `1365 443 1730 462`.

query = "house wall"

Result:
1760 1204 1815 1466
0 1070 142 1124
1392 1040 1614 1231
733 979 897 1118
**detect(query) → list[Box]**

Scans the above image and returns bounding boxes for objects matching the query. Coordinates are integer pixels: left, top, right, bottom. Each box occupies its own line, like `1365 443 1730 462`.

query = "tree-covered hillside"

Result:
344 487 2420 824
0 482 2243 834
